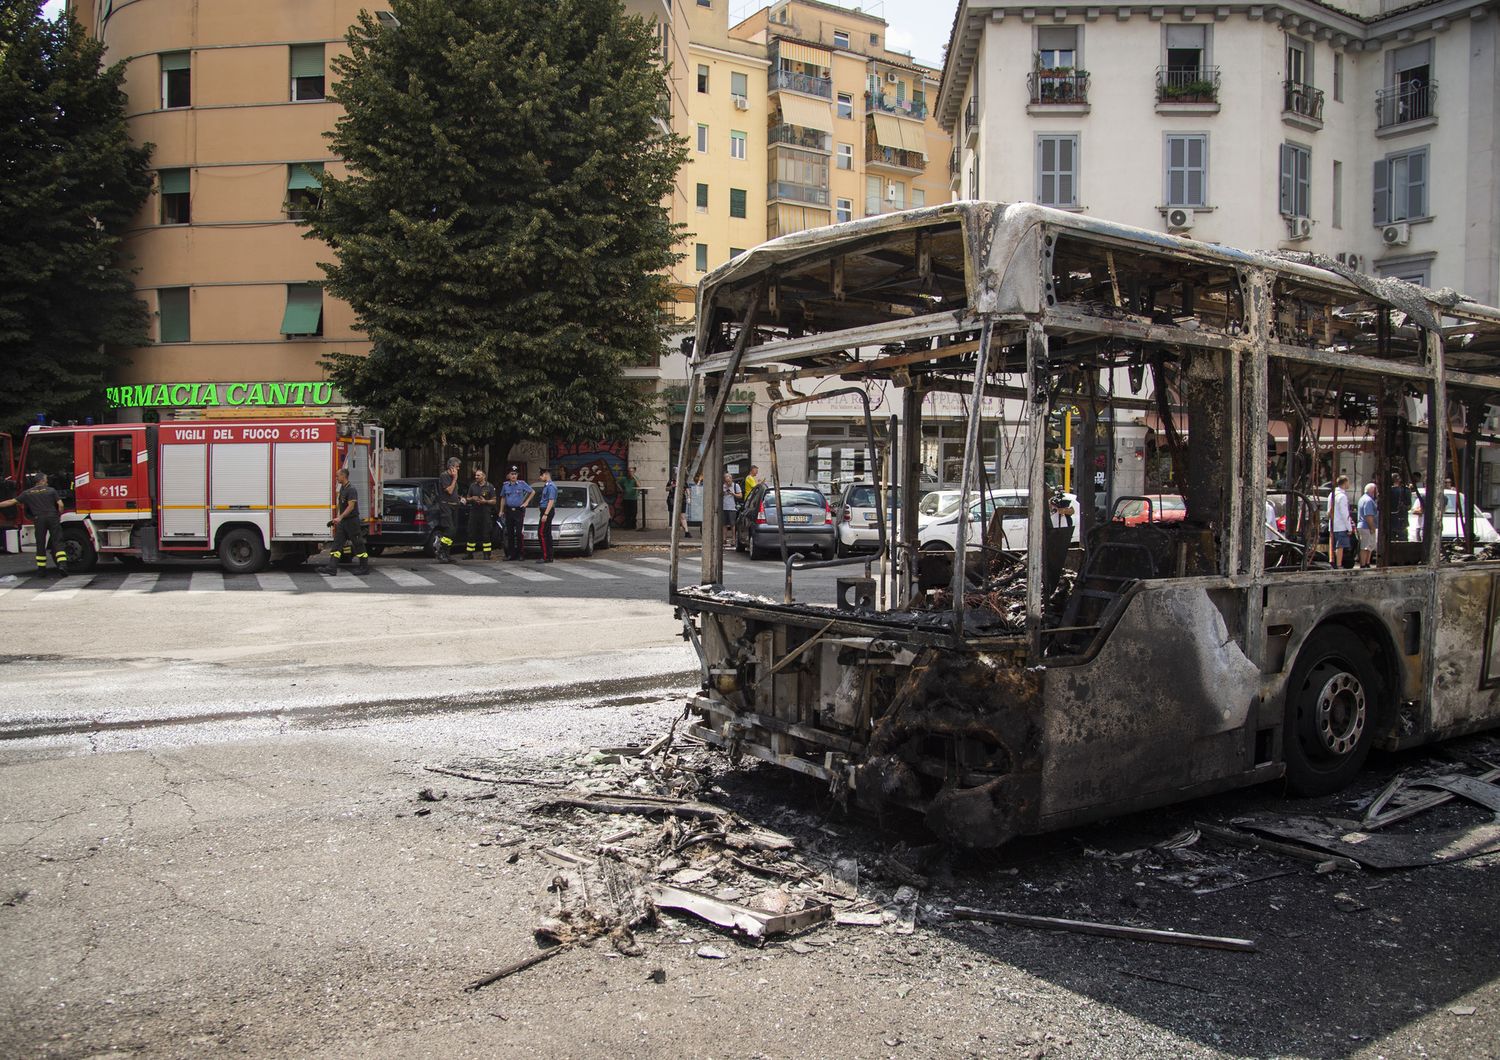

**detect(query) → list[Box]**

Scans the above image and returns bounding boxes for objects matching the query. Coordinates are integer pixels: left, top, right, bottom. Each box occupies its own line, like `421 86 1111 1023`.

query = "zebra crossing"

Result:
0 551 775 601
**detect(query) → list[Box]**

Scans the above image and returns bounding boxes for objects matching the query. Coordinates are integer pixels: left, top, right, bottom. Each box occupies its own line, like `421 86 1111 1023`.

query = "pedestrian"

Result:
743 464 760 494
721 472 741 547
667 466 688 538
500 465 533 560
1358 482 1379 567
536 467 558 563
1389 471 1411 542
618 465 640 531
322 467 369 575
465 466 497 559
0 473 66 576
1327 474 1353 569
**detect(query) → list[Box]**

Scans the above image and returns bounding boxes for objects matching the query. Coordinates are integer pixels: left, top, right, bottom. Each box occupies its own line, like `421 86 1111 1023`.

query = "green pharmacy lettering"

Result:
105 381 339 409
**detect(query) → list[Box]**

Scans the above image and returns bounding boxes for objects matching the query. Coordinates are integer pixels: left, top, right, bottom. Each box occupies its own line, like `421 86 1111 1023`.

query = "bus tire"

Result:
1283 625 1379 796
61 528 97 573
218 527 268 575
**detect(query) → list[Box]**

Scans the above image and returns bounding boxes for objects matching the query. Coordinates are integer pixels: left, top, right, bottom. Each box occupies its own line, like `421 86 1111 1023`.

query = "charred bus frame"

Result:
667 202 1500 848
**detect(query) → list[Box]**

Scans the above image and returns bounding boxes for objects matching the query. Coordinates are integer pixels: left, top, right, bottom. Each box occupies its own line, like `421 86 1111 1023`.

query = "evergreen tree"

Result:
307 0 686 452
0 2 152 434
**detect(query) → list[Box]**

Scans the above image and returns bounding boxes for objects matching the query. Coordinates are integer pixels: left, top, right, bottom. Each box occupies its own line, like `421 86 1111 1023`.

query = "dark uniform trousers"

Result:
538 511 555 562
34 517 65 572
503 507 526 559
467 504 494 555
330 515 368 562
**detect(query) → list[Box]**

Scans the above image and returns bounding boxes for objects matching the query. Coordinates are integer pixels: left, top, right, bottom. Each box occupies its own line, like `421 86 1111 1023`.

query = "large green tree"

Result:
307 0 686 452
0 2 152 434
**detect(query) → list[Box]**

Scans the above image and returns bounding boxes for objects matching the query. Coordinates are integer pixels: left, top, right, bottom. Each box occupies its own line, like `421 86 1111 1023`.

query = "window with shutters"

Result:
160 52 190 109
1278 142 1310 218
158 287 190 343
730 130 747 160
836 143 852 170
912 188 925 208
696 182 709 212
281 284 323 338
1373 147 1429 225
159 169 190 224
1164 134 1207 208
290 44 325 101
1378 40 1435 128
697 124 709 153
731 71 748 103
286 163 324 219
1036 134 1079 208
837 93 853 120
697 65 709 93
729 188 747 218
695 243 708 271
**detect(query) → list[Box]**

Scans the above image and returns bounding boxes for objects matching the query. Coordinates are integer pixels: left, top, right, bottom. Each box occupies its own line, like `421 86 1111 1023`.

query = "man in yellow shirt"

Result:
743 465 759 494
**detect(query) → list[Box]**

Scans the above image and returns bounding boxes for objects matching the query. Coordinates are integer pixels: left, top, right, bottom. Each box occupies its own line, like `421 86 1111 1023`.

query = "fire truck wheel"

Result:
61 529 97 573
366 544 385 557
217 527 268 575
1283 625 1380 797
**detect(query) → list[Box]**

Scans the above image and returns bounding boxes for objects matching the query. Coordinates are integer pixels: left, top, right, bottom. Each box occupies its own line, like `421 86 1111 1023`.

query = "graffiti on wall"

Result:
549 439 630 524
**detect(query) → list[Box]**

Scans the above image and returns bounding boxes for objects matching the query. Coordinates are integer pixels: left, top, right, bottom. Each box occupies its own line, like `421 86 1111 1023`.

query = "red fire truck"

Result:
0 419 383 574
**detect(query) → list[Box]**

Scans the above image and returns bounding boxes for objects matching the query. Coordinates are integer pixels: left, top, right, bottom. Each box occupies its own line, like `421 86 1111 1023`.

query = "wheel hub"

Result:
1314 671 1366 755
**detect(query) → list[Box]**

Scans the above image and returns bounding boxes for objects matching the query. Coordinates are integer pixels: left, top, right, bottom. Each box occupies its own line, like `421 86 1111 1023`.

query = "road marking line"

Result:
36 576 94 601
433 564 496 586
636 556 674 566
320 571 371 588
118 573 159 594
546 563 617 580
380 567 434 588
492 564 560 582
254 571 299 592
188 572 225 593
587 558 659 576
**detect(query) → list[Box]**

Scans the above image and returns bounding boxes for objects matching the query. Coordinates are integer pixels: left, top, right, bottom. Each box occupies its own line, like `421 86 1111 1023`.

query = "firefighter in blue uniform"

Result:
0 473 67 576
322 467 369 575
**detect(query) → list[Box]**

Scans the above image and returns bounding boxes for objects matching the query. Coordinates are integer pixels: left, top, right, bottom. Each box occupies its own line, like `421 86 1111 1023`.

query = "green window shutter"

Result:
160 168 189 195
695 244 708 271
160 51 190 71
287 162 324 190
696 182 708 209
730 188 747 218
158 288 190 343
1372 159 1389 226
281 285 322 335
290 44 324 79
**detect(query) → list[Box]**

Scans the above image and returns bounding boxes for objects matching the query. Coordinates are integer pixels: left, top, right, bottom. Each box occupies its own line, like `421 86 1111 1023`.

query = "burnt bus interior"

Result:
668 206 1500 842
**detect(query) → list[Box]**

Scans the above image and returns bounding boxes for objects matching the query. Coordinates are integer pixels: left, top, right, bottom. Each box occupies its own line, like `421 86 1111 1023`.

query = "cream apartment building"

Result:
939 0 1500 302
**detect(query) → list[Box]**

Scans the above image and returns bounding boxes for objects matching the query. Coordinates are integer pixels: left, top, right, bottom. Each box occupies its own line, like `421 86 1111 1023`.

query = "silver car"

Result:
522 481 613 556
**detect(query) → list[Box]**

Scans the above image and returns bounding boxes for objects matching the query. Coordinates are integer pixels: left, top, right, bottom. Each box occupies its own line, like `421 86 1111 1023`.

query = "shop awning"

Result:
778 41 831 68
280 286 322 336
779 93 831 132
871 113 905 150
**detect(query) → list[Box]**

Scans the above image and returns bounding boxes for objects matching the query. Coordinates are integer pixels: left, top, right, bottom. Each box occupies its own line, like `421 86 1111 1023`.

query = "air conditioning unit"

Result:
733 96 749 110
887 72 899 84
1286 216 1313 241
1382 222 1411 247
1335 251 1365 272
1166 207 1195 232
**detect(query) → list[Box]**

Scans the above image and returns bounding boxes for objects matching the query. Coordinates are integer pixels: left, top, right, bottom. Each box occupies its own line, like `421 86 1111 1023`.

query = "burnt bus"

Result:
666 201 1500 847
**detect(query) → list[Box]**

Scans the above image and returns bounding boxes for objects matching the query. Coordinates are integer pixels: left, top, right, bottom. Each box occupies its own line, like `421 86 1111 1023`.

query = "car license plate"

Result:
388 514 402 523
785 514 810 524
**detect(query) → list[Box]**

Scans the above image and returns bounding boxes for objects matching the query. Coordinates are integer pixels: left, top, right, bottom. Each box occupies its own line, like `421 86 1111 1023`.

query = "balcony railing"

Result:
1283 80 1325 122
768 180 829 206
1155 66 1220 103
949 147 960 178
768 123 831 152
964 96 978 136
865 143 925 171
1376 80 1437 128
866 91 928 121
1027 69 1089 105
774 68 833 99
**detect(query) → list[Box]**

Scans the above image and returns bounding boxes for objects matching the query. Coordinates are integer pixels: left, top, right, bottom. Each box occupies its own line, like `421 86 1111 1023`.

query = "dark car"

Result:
372 477 442 556
735 483 836 560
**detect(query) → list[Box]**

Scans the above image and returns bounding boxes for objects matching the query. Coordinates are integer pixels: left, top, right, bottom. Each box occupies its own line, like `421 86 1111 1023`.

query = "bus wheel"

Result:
1283 626 1378 796
218 527 268 575
61 528 97 573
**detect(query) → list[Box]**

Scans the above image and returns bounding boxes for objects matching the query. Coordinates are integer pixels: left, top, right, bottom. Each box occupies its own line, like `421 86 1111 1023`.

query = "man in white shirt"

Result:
1328 475 1353 568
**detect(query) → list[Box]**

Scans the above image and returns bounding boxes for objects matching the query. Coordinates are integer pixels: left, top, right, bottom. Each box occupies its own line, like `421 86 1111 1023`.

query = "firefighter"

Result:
499 465 533 560
430 456 462 562
465 466 498 559
0 473 67 576
322 467 369 575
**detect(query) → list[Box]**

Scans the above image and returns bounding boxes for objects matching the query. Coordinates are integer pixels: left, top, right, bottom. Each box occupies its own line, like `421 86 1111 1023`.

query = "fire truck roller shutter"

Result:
160 443 207 539
209 442 270 547
273 443 333 539
344 442 372 520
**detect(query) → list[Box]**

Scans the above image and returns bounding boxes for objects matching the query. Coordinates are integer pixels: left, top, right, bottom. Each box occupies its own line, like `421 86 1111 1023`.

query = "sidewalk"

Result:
610 527 700 549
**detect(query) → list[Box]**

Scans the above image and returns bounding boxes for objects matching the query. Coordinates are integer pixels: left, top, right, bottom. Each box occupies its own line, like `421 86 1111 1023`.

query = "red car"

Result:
1112 494 1187 526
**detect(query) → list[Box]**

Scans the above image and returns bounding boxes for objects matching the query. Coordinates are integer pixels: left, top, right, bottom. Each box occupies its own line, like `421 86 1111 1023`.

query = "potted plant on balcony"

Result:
1161 78 1215 103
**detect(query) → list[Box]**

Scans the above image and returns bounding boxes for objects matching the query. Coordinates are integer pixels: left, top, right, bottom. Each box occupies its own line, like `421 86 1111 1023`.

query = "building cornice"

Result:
936 0 1498 130
688 40 772 66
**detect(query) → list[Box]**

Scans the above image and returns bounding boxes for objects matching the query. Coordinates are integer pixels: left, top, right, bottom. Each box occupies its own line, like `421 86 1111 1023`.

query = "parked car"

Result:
1411 488 1500 543
372 477 441 556
1112 494 1188 526
918 489 1079 552
736 483 836 560
522 481 614 555
833 483 900 556
917 488 967 529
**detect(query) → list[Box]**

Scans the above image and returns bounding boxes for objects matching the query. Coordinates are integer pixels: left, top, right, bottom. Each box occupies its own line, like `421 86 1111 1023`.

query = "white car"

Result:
834 483 900 556
522 481 614 555
918 490 1080 552
1410 489 1500 543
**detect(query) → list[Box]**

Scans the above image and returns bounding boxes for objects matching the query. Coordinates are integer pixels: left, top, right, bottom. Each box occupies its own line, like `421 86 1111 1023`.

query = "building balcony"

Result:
948 147 960 179
866 91 928 121
963 96 978 147
773 68 832 100
768 123 831 153
1376 81 1437 131
865 143 925 173
1155 66 1220 108
768 180 829 206
1027 70 1090 108
1282 80 1324 130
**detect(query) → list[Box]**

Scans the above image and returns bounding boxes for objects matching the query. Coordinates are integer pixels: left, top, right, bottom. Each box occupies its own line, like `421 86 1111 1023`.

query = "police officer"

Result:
466 466 498 559
322 467 369 575
431 456 463 562
499 465 533 560
536 467 558 563
0 473 66 576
